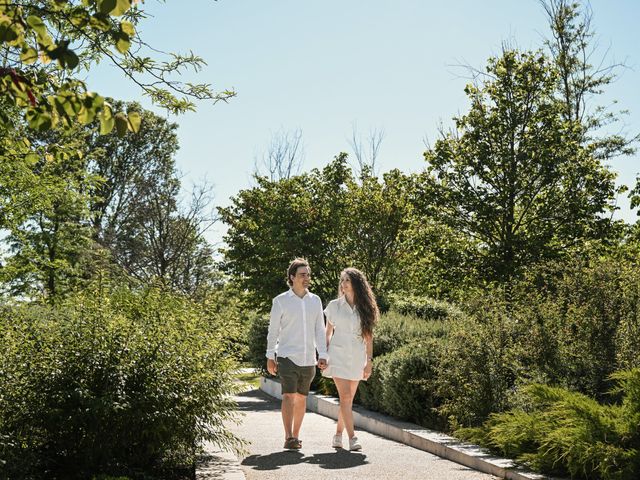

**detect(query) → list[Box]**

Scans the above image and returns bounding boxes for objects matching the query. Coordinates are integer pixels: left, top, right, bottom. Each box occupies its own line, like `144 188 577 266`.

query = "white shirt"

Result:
265 289 328 366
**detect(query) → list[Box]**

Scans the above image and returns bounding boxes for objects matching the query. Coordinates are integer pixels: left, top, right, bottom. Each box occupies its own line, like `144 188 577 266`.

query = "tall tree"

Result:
541 0 638 160
253 128 304 181
424 49 618 282
0 126 96 299
220 154 415 308
85 102 179 244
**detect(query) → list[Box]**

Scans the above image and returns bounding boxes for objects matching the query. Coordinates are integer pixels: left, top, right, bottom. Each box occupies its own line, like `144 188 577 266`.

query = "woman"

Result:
322 267 378 451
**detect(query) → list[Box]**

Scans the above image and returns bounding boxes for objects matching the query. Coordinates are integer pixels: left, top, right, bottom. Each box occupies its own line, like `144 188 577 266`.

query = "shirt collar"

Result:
287 288 310 299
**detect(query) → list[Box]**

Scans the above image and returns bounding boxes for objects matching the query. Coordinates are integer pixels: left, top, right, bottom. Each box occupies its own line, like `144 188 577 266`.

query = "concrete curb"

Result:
261 376 557 480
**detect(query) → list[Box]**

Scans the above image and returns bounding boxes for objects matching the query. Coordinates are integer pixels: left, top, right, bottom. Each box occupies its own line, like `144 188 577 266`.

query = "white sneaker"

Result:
332 434 343 449
349 436 362 451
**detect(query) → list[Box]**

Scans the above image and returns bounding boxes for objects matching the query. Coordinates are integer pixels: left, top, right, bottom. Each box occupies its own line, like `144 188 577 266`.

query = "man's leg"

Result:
291 393 307 439
281 393 296 439
277 357 299 444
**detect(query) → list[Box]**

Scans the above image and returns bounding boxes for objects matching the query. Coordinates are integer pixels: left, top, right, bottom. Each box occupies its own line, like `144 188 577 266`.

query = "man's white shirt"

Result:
266 289 328 366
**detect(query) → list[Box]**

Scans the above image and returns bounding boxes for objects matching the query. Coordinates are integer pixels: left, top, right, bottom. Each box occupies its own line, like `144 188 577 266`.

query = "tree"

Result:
424 49 618 283
115 177 219 295
219 154 415 308
1 102 219 299
0 125 96 299
85 101 179 243
348 124 385 175
253 127 304 181
0 0 233 135
541 0 638 160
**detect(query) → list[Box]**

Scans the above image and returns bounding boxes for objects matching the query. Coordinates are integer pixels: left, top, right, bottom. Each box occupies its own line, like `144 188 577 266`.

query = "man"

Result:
266 258 328 450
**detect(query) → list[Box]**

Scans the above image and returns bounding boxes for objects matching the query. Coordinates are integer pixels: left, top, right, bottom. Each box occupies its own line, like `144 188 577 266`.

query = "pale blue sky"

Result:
86 1 640 246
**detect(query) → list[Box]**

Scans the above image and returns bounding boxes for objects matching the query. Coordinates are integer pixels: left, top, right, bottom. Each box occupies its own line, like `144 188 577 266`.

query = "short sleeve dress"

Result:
321 297 367 381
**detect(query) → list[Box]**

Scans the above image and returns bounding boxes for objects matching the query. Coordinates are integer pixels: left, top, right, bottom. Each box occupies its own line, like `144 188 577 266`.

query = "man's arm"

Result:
266 298 282 375
315 299 328 368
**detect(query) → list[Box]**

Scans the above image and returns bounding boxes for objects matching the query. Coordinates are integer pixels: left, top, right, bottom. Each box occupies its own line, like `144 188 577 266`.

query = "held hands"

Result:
267 358 278 375
318 358 328 370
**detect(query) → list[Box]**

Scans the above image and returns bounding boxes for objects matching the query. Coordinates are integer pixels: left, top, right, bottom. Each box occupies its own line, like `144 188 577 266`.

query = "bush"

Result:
0 286 243 480
458 369 640 480
244 311 270 374
377 341 446 429
436 292 520 428
374 310 451 357
388 294 463 321
356 353 392 412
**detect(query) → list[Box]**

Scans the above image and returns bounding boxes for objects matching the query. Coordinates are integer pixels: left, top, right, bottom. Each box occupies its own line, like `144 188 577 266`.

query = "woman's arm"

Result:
325 321 334 349
363 335 373 380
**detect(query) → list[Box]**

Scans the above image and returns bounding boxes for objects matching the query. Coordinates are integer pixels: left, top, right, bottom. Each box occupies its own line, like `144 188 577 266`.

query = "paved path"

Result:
229 387 498 480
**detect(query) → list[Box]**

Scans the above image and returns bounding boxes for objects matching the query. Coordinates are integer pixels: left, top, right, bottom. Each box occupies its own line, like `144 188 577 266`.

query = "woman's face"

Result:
340 273 353 296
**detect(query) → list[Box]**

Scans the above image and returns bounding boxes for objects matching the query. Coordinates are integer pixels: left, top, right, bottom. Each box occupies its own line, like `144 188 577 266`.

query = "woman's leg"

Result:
336 407 344 435
333 377 360 438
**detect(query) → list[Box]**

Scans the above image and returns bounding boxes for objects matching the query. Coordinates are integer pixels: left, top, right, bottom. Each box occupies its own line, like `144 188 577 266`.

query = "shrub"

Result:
244 311 271 374
377 341 446 429
374 310 451 357
459 370 640 480
356 353 392 412
0 286 243 480
388 294 463 321
436 292 520 428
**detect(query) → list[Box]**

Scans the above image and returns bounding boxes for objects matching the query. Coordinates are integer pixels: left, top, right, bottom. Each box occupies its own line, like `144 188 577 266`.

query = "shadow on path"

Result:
235 389 280 412
242 449 368 471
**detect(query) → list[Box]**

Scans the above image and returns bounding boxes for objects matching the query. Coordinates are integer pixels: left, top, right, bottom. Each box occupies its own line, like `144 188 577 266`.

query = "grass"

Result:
235 370 262 389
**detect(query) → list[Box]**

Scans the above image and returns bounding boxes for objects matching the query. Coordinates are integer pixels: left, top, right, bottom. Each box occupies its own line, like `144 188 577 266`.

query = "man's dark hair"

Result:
287 258 309 286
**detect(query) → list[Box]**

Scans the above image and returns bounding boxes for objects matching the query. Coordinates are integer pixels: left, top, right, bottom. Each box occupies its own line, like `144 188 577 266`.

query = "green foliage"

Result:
0 124 99 299
542 0 639 160
244 311 271 374
357 353 391 412
374 309 452 357
376 342 446 429
219 155 417 307
358 310 454 428
1 101 221 300
461 371 640 479
437 244 640 429
0 285 243 479
0 1 233 135
510 249 640 399
387 294 463 321
424 48 619 283
436 290 520 427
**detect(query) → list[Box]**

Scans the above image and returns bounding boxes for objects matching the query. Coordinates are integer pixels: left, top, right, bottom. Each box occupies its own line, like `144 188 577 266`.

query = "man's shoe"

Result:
332 434 343 449
349 436 362 451
284 437 301 450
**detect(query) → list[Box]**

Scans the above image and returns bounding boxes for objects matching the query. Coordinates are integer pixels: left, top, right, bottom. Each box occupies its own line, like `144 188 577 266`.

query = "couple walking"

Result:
265 258 378 452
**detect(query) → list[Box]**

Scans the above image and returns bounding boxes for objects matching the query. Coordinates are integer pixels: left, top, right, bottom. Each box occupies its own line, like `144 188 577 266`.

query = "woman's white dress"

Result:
322 297 367 381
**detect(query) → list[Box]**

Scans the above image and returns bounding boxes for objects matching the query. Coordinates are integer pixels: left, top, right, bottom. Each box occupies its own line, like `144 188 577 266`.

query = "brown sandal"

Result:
284 437 302 450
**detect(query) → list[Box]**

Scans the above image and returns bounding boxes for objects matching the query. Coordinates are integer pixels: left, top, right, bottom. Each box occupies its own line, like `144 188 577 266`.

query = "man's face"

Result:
291 266 311 290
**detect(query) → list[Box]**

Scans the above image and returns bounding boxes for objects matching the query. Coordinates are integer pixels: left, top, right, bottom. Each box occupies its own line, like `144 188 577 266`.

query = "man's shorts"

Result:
277 356 316 395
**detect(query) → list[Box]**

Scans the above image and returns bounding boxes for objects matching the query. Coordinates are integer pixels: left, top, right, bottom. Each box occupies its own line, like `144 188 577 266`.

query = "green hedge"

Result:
374 310 451 357
358 340 447 429
388 294 463 321
0 286 242 480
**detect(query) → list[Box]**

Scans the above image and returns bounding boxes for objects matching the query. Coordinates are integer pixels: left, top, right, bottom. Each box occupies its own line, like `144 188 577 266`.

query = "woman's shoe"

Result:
332 434 343 449
349 436 362 451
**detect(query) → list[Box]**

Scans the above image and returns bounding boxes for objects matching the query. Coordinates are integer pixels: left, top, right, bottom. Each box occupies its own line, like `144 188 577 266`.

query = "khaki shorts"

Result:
277 356 316 395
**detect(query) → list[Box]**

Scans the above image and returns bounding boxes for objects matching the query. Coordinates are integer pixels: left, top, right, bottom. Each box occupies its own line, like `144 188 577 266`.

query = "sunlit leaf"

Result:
114 112 128 136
